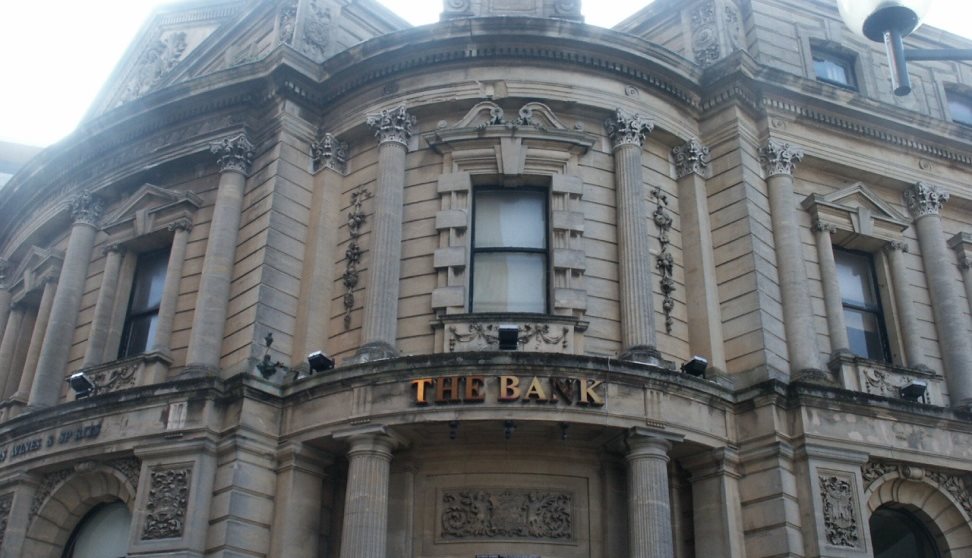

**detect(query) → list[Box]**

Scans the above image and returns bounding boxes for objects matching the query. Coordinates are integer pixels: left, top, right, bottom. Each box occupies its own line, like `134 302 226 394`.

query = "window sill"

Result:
433 313 588 354
828 352 942 405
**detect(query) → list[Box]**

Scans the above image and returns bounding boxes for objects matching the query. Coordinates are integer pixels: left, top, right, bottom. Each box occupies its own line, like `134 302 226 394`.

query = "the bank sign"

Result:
411 375 606 406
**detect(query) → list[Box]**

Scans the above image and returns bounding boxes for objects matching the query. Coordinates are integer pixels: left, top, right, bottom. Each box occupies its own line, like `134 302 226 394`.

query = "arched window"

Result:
61 501 132 558
870 506 942 558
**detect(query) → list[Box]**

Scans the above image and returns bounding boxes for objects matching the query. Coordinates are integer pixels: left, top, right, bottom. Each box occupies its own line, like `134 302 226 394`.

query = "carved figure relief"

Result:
343 187 371 329
299 0 332 61
118 32 188 105
278 0 298 45
142 467 192 540
691 1 721 66
440 489 573 541
652 187 675 333
819 475 860 549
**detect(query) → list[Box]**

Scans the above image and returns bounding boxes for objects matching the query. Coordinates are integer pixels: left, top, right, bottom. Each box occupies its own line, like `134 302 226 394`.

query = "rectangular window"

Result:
835 248 890 362
812 49 857 90
118 249 169 358
946 90 972 126
471 188 548 313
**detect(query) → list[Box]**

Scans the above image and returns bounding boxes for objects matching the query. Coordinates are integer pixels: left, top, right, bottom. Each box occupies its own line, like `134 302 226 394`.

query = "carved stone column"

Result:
948 232 972 316
16 279 57 403
626 429 676 558
186 133 253 371
606 109 660 363
759 140 821 377
684 448 746 558
337 429 396 558
82 244 126 367
812 221 849 356
0 304 25 398
356 107 414 361
151 220 192 358
673 139 726 371
884 241 925 368
29 191 103 407
269 443 332 558
904 182 972 407
0 259 10 343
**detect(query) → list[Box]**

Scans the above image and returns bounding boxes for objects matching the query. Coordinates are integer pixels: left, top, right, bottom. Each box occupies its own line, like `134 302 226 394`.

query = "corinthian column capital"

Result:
70 191 105 226
885 240 910 253
812 220 837 234
311 132 349 174
904 182 949 219
210 133 254 174
760 139 804 177
605 108 655 149
367 106 416 146
673 138 711 178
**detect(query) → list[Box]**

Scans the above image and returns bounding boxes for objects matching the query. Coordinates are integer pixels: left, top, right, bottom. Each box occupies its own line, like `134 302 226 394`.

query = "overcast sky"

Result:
0 0 969 147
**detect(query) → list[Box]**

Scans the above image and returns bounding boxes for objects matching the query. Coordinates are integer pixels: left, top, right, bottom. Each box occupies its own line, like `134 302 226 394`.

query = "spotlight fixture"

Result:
681 355 709 377
66 372 97 398
899 379 928 403
307 351 335 373
498 325 519 351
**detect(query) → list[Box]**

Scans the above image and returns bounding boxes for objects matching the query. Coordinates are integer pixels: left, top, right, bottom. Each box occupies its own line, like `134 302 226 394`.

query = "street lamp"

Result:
837 0 972 96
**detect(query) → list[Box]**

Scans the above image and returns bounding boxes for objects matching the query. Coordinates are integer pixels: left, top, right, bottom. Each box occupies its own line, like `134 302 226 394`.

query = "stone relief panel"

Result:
142 466 192 540
439 489 573 542
342 187 371 330
118 32 188 105
691 1 721 66
818 473 862 550
298 0 332 62
0 492 12 549
447 322 572 353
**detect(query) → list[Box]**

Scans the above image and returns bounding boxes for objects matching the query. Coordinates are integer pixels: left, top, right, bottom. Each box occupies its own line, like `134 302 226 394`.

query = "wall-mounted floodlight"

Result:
498 325 519 351
67 372 97 398
899 379 928 402
681 356 709 377
307 351 335 373
837 0 972 96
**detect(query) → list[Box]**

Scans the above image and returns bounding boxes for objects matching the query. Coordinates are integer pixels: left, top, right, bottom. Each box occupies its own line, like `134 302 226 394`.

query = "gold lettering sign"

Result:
411 376 606 407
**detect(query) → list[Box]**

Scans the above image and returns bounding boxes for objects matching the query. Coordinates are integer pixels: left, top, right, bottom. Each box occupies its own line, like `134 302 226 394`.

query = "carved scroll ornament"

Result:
440 489 573 541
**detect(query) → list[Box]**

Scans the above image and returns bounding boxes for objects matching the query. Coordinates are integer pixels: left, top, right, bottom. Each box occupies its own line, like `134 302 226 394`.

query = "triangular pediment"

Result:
103 184 202 239
10 246 63 300
820 183 909 223
802 182 911 241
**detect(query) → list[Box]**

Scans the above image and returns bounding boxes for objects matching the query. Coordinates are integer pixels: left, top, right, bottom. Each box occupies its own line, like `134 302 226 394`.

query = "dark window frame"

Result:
117 248 169 359
946 89 972 126
469 185 550 314
812 48 859 91
835 247 892 363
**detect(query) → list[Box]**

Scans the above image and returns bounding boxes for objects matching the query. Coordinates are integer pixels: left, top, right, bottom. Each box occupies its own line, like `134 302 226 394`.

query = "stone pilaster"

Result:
812 221 849 356
673 139 725 371
884 240 925 368
606 109 661 364
904 182 972 407
948 232 972 316
0 259 10 344
269 444 332 558
82 244 126 367
760 140 822 377
16 279 57 403
28 192 103 407
684 448 746 558
0 305 25 398
186 133 253 371
356 106 414 361
337 429 396 558
0 475 39 558
626 429 676 558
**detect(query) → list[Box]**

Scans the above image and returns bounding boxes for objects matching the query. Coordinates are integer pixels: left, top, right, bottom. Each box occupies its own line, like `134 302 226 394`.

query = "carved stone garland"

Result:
342 187 371 329
447 323 570 352
0 492 12 549
652 187 675 334
142 467 192 540
440 489 573 541
819 474 860 549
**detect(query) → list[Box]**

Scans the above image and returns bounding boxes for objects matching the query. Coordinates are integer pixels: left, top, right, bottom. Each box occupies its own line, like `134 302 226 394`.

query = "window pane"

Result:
120 314 159 358
835 250 879 307
472 253 546 313
870 507 941 558
64 501 132 558
129 250 169 313
948 94 972 126
844 308 886 360
474 190 546 249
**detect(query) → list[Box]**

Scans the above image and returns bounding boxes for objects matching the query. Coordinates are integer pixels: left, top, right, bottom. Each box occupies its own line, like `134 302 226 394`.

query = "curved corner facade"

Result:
0 0 971 556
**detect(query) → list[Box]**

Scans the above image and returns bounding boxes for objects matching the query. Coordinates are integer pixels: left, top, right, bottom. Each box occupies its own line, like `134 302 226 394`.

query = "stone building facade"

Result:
0 0 971 556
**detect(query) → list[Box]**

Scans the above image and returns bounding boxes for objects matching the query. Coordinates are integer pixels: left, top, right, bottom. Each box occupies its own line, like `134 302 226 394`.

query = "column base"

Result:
619 345 664 367
349 341 398 364
794 367 838 386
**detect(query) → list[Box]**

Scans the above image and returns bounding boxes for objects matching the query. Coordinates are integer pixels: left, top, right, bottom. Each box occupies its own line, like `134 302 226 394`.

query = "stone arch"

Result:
865 471 972 558
23 464 137 558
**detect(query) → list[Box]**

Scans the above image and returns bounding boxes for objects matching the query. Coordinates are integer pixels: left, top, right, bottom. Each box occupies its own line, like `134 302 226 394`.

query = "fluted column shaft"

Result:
358 107 414 359
761 141 821 375
606 110 659 361
905 183 972 407
949 233 972 316
627 434 674 558
813 222 849 355
29 192 103 407
674 140 725 370
186 134 252 370
339 434 394 558
962 261 972 314
152 221 191 355
22 279 60 404
0 260 10 343
0 306 25 397
885 241 924 367
83 245 125 367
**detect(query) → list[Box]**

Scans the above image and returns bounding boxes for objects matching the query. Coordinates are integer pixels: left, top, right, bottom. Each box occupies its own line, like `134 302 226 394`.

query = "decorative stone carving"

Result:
30 468 73 520
605 109 655 149
673 139 711 178
0 258 9 289
442 0 474 17
299 0 331 61
69 191 105 226
861 461 898 487
812 220 837 234
118 32 188 105
819 474 860 549
311 133 349 174
904 182 950 218
885 240 909 254
167 217 194 233
367 105 416 146
440 489 573 541
760 140 804 177
110 456 142 489
88 361 138 394
553 0 581 18
448 323 570 352
343 187 370 329
210 133 254 174
861 367 931 403
691 1 721 66
927 470 972 516
142 467 192 540
102 243 125 257
0 493 12 549
278 0 298 45
652 187 675 334
725 3 744 50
